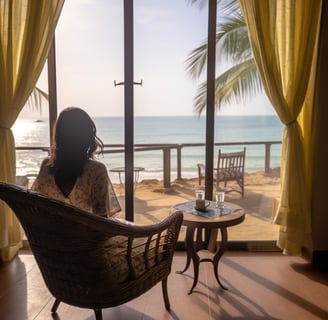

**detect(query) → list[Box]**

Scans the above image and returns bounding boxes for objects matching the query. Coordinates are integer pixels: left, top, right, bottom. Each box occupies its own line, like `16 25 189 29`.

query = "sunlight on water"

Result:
12 119 50 146
12 115 283 183
13 119 50 176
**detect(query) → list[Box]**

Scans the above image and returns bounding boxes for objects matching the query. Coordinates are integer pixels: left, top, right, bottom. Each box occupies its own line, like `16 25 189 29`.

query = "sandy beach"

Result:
113 168 281 245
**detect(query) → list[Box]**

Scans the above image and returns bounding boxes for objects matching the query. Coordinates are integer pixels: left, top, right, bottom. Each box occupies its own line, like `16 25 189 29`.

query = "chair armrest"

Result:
103 211 183 283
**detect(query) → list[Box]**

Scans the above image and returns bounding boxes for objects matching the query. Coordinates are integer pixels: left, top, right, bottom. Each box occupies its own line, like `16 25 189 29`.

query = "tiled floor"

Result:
1 250 328 320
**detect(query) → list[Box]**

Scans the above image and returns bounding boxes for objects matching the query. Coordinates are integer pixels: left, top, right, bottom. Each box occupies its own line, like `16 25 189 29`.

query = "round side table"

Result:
109 166 145 191
173 200 245 294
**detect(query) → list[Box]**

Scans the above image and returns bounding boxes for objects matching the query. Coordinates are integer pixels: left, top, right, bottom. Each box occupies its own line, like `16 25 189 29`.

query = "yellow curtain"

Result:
239 0 322 255
0 0 64 261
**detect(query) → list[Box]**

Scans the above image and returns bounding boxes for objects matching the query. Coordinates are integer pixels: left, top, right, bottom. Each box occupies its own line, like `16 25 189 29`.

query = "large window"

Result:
15 0 281 245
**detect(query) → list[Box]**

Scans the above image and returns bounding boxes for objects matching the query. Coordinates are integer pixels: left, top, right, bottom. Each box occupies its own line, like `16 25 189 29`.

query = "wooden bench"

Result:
197 147 246 197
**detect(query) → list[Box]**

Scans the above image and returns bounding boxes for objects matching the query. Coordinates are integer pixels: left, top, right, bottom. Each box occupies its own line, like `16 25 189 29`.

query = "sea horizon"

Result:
13 114 283 183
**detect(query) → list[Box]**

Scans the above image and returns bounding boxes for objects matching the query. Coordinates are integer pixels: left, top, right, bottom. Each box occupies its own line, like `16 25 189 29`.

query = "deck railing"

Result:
102 141 281 187
16 140 281 188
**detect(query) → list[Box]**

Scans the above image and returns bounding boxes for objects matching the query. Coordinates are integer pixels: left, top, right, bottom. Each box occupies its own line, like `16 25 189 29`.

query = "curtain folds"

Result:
239 0 322 255
0 0 64 261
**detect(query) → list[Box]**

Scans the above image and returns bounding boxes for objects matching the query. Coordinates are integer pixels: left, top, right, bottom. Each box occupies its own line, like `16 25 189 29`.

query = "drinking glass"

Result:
215 190 225 208
195 186 205 200
195 186 206 210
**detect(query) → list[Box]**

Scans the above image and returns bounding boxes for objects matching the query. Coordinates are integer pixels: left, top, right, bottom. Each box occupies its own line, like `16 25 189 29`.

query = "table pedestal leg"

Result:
213 227 228 290
176 227 201 294
176 227 194 274
178 226 229 293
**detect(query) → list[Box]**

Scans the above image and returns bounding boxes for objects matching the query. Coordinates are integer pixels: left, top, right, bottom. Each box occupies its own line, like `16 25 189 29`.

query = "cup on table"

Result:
215 189 225 208
195 186 205 200
195 186 208 210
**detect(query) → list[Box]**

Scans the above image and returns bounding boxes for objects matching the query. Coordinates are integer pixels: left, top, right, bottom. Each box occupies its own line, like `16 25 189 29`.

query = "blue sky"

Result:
21 0 275 118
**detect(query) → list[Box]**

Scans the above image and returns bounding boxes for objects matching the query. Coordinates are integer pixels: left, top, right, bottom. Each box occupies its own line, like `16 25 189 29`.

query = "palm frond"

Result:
25 87 49 114
185 41 208 79
186 0 265 116
185 14 249 79
220 0 241 18
186 0 207 9
193 58 262 115
216 15 251 62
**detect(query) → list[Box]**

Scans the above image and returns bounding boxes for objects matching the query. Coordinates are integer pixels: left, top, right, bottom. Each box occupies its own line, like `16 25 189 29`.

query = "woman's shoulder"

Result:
40 157 51 166
84 159 107 172
39 157 52 171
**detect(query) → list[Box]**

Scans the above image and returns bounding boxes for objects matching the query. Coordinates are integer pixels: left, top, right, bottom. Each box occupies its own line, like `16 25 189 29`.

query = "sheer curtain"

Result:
238 0 322 255
0 0 64 261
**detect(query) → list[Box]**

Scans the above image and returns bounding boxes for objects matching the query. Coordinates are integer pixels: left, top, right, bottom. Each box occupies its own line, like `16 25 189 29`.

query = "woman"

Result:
32 107 121 217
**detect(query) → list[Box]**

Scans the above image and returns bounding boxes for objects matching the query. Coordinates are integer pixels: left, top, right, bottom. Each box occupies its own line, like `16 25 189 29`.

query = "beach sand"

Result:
113 168 281 244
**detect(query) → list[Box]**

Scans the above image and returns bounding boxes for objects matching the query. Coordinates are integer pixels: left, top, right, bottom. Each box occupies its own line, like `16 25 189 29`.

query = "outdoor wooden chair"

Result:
0 182 183 320
197 147 246 197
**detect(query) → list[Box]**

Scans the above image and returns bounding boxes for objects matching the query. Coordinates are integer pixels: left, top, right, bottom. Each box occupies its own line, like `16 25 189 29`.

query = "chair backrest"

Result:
217 147 246 176
0 182 183 308
216 147 246 196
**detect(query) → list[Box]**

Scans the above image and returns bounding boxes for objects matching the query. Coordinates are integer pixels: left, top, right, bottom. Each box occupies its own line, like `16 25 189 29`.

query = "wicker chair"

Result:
0 182 183 320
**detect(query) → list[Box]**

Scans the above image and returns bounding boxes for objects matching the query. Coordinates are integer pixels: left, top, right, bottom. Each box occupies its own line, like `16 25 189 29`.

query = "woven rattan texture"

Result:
0 182 183 319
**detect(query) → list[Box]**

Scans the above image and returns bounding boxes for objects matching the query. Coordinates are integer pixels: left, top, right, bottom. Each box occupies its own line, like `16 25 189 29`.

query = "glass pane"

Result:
14 0 282 247
130 1 281 247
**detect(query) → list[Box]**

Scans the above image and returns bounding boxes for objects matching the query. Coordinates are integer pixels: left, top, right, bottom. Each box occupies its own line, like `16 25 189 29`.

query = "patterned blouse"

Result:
31 158 121 217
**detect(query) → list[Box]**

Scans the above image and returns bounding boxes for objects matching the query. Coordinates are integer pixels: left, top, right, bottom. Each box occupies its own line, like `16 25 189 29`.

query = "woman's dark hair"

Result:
48 107 104 181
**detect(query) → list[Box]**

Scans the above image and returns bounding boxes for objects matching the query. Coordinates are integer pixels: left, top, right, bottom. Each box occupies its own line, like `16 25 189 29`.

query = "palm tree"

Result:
186 0 263 115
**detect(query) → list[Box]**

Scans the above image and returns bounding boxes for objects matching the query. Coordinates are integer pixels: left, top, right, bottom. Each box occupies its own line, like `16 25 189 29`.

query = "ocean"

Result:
12 115 283 183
